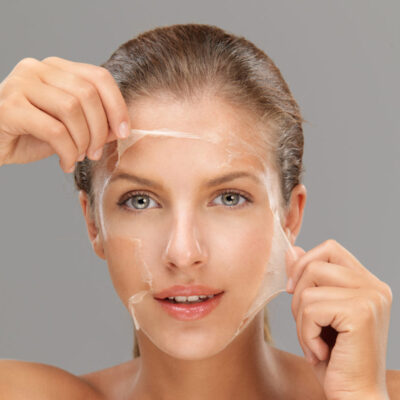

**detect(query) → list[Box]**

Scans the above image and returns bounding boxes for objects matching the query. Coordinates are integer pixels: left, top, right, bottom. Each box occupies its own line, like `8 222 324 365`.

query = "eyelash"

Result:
117 190 253 212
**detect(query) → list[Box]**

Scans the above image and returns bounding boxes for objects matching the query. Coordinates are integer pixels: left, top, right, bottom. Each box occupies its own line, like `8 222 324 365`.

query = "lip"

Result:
155 292 224 321
153 285 224 299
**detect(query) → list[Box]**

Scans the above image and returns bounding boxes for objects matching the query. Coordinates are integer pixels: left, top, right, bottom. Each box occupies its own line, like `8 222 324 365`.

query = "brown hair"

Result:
75 23 304 358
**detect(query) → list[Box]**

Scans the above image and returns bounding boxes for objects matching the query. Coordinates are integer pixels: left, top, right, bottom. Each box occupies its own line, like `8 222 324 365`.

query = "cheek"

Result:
103 236 149 306
211 211 274 292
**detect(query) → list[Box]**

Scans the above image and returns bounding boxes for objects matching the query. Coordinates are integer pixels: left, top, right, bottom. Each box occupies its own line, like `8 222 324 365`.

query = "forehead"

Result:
116 133 265 182
93 94 276 193
128 94 262 143
125 93 274 166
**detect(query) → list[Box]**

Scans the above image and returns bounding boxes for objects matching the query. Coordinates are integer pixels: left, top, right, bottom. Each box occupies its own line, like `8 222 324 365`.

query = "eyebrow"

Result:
109 170 261 189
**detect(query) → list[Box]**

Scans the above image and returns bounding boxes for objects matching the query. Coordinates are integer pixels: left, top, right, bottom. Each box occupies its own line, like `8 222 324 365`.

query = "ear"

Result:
283 184 307 245
79 191 106 260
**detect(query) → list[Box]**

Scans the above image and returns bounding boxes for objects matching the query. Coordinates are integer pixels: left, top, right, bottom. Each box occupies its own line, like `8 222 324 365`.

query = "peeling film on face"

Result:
96 126 298 360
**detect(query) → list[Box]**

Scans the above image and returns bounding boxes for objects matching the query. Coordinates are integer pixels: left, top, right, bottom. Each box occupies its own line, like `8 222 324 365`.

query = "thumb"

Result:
286 245 306 279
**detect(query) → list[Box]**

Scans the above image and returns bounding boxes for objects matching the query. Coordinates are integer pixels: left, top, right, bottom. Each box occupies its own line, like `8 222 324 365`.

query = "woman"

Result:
0 23 398 400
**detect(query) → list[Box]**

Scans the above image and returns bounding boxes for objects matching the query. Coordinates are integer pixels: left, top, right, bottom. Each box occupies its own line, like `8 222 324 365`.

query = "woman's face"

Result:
96 94 278 359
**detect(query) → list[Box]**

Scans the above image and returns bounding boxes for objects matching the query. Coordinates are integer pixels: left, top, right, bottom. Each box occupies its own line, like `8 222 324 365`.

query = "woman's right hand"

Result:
0 57 131 172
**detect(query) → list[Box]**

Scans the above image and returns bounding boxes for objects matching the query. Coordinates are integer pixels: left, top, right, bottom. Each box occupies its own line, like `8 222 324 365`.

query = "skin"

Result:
81 94 319 400
0 57 398 400
83 94 310 399
96 95 289 362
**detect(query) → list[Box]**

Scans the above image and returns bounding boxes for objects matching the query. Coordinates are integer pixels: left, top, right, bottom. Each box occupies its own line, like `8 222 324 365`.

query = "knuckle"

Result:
376 292 389 311
1 76 23 94
16 57 39 71
96 66 112 81
41 56 60 64
79 83 97 101
63 96 80 114
373 290 391 313
306 260 319 275
380 282 393 304
0 93 24 122
324 238 339 250
1 92 22 109
49 122 67 139
299 287 314 304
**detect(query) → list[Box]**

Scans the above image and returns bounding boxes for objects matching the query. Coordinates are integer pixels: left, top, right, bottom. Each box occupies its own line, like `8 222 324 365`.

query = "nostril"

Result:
165 259 204 270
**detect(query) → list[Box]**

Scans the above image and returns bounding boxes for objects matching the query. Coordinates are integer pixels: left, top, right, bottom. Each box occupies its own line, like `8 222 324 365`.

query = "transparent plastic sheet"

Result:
96 128 298 360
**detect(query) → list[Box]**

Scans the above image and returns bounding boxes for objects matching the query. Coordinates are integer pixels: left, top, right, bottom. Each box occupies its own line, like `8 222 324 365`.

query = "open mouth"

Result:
154 292 225 321
161 293 222 305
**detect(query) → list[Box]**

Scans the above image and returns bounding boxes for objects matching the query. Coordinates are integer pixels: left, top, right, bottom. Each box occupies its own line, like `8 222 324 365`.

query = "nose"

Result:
162 210 207 271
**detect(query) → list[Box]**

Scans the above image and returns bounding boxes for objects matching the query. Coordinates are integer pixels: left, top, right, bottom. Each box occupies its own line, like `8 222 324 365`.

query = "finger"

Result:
298 290 386 363
291 262 367 317
293 284 360 320
298 298 357 362
7 98 78 171
22 78 89 162
37 63 109 159
295 287 359 363
42 57 131 139
289 239 372 293
11 58 103 159
285 246 305 285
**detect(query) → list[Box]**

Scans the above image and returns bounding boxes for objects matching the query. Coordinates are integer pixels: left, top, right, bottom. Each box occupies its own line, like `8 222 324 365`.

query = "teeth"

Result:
165 294 216 303
175 296 188 302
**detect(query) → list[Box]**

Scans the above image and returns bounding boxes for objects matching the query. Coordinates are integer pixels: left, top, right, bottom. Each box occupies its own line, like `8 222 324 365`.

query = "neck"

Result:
129 313 280 400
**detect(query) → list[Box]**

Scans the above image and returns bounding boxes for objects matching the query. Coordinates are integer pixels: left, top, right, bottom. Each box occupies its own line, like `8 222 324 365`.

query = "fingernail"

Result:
91 148 103 160
78 153 85 162
67 165 75 173
286 278 294 292
119 121 129 138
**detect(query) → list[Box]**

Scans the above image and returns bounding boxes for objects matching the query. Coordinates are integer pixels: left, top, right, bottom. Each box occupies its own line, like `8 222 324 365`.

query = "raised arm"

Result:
0 56 129 399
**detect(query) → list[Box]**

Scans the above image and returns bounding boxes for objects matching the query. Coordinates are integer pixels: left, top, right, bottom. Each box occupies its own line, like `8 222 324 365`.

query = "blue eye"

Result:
118 190 250 211
122 193 158 210
213 191 249 208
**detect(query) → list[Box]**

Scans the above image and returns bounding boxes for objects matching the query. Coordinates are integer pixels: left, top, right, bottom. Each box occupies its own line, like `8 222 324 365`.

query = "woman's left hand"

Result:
286 239 392 400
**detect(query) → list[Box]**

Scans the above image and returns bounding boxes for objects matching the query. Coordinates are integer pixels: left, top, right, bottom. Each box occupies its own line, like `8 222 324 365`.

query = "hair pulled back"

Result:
74 23 305 357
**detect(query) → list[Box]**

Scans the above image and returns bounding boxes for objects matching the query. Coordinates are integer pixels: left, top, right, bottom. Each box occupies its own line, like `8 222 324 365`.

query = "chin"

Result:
143 326 237 360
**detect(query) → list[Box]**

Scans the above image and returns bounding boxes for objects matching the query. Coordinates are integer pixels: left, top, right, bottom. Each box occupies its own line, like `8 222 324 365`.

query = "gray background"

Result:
0 0 398 374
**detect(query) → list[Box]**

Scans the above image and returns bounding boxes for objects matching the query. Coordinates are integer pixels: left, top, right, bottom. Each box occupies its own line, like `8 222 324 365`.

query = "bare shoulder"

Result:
79 358 140 400
0 359 102 400
387 370 400 400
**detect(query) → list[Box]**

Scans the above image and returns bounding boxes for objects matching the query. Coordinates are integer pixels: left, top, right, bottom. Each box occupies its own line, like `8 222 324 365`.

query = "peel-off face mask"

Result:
97 127 298 360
